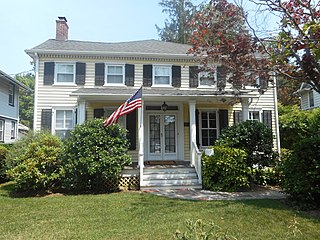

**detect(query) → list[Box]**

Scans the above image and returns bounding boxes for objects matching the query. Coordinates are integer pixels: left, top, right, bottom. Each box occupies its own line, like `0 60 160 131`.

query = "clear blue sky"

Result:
0 0 277 76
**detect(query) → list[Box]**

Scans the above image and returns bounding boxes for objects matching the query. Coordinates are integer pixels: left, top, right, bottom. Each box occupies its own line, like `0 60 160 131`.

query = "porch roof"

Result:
71 87 260 101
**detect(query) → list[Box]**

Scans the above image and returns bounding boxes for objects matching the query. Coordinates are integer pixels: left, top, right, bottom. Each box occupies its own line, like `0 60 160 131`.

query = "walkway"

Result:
143 188 286 201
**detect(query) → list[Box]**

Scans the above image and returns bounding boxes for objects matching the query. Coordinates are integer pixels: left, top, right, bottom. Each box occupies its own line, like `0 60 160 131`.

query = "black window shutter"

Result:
195 109 200 148
44 62 54 85
259 77 268 89
75 108 78 125
262 110 272 128
76 62 86 85
143 65 152 87
189 66 199 88
95 63 105 86
219 109 229 134
41 109 52 131
233 110 242 126
172 65 181 87
217 66 227 90
126 110 137 150
125 64 135 86
94 108 105 118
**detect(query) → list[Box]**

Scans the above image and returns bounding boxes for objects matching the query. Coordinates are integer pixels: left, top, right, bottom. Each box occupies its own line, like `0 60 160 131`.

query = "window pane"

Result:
155 76 170 85
56 130 71 139
155 66 170 76
108 66 123 74
57 64 74 73
57 74 74 83
107 75 123 84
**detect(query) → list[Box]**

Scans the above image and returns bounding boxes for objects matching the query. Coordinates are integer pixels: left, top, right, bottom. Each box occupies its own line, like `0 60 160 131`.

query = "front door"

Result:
148 114 177 160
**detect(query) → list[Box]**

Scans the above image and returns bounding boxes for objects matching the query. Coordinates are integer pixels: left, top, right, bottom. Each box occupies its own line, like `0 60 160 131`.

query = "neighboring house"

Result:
0 70 29 143
25 17 280 189
296 83 320 110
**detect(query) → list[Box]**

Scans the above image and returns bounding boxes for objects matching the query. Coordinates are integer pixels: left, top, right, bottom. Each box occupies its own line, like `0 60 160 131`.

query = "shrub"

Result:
202 146 249 192
280 135 320 208
6 132 62 192
61 118 131 192
0 145 9 183
216 121 276 169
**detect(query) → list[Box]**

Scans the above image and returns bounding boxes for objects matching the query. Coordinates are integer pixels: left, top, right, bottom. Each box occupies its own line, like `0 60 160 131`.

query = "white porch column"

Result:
241 98 249 121
138 101 144 186
189 100 196 166
77 100 86 124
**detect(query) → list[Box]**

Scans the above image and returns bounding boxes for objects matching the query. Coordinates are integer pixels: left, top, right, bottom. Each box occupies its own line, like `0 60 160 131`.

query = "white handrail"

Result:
192 141 202 185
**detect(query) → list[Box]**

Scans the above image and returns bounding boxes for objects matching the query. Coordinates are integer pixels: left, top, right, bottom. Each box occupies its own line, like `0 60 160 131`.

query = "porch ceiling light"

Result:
161 102 168 112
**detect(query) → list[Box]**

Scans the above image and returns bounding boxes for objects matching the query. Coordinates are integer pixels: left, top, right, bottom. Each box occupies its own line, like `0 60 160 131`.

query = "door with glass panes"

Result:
148 113 177 160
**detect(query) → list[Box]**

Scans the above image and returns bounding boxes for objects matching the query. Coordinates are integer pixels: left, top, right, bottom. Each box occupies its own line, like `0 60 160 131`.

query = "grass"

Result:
0 182 319 240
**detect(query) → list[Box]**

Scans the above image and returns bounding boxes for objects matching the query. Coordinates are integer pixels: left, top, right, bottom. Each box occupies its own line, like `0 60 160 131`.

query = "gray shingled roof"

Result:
26 39 192 57
0 70 30 91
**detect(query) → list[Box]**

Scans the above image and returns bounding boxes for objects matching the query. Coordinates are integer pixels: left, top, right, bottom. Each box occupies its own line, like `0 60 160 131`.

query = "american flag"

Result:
103 87 142 128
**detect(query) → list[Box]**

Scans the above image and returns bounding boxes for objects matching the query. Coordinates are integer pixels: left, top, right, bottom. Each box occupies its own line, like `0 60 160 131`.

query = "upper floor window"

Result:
11 121 16 139
55 63 75 83
55 109 74 139
0 120 4 142
105 64 125 85
309 91 314 108
9 83 15 106
153 65 171 86
199 70 216 87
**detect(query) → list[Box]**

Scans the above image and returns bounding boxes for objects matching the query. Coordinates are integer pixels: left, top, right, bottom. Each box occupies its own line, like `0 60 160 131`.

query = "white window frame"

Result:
9 83 15 106
54 108 75 139
103 107 126 128
308 91 314 108
248 110 261 121
199 109 219 148
11 121 16 139
54 62 76 84
105 64 125 86
198 67 217 88
152 65 172 87
0 120 4 142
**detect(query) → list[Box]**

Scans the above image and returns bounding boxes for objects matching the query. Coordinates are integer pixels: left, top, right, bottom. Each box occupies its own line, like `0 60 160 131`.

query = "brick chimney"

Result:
56 17 68 41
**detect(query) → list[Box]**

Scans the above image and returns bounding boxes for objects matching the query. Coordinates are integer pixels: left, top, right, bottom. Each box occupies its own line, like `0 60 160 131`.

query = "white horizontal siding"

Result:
0 80 19 119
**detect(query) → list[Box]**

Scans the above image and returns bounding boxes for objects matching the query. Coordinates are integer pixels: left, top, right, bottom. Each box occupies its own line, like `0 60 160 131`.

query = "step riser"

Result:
141 185 202 190
143 179 199 185
143 174 198 180
144 169 196 174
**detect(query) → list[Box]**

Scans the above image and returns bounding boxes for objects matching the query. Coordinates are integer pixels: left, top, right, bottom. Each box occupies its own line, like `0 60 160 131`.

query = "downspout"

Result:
273 74 281 155
33 53 39 131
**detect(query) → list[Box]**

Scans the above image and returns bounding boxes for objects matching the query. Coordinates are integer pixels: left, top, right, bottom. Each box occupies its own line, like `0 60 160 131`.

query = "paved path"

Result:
143 188 286 201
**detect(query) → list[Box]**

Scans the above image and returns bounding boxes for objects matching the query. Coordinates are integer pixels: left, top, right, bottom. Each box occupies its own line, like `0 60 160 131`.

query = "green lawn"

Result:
0 182 319 240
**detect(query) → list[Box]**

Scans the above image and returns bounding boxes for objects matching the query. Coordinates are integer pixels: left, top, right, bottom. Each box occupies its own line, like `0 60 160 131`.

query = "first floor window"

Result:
106 64 124 84
11 121 16 139
153 65 171 86
55 110 74 139
0 120 4 142
55 63 75 83
249 111 260 121
200 110 218 147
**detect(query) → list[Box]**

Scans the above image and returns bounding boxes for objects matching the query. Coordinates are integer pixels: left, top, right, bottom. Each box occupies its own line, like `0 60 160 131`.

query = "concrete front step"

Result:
141 184 202 190
143 173 198 180
144 167 196 174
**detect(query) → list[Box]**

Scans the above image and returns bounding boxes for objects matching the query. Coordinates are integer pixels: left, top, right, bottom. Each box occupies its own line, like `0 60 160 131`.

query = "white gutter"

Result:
33 53 39 131
273 74 281 155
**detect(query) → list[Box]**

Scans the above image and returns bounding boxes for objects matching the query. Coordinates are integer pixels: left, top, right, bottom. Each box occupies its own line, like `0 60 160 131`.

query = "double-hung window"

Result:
55 63 75 83
55 110 74 139
0 120 4 142
153 65 171 86
11 121 16 139
309 91 314 108
105 64 125 85
249 111 260 121
199 70 216 87
9 84 14 106
200 110 218 147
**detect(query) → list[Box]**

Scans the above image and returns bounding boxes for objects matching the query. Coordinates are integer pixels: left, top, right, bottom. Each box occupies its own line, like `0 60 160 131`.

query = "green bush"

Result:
0 145 9 183
202 146 249 192
216 120 276 169
280 136 320 208
6 132 62 192
61 119 131 192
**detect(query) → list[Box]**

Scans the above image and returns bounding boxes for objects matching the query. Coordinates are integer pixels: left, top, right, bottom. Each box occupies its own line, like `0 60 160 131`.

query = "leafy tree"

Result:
188 0 272 90
249 0 320 93
156 0 198 43
277 76 300 105
16 74 34 129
